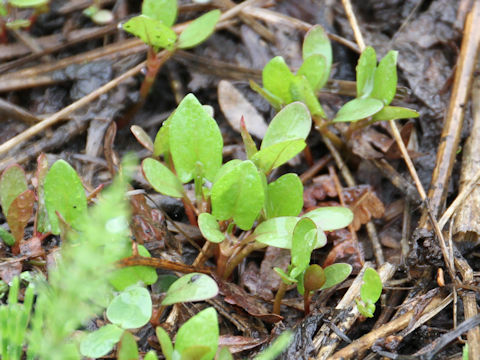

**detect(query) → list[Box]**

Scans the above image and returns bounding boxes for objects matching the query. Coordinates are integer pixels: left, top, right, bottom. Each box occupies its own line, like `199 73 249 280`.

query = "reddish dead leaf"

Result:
218 335 267 353
131 125 154 153
0 259 22 283
130 194 169 246
323 237 363 271
240 247 290 300
215 275 283 323
33 153 50 234
303 175 337 208
343 185 385 231
7 190 35 254
19 236 44 258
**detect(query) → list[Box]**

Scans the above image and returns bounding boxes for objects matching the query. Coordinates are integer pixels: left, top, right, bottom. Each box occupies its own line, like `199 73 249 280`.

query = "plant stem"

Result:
273 282 288 315
182 195 198 227
312 115 343 149
303 291 311 316
222 241 264 279
139 48 174 100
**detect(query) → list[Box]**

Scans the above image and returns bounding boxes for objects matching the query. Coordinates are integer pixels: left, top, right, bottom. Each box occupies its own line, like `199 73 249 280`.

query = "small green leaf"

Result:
252 139 306 174
145 350 159 360
7 190 35 245
162 273 218 305
254 216 298 249
265 173 303 218
142 158 184 198
153 117 171 157
289 75 326 117
262 56 295 104
156 327 173 360
361 268 382 303
217 347 234 360
371 50 398 105
177 10 221 49
320 263 352 290
123 15 177 50
8 0 48 8
262 102 311 148
356 46 377 98
80 324 124 358
107 286 152 329
211 160 264 230
0 164 27 216
169 94 223 183
118 331 139 360
0 227 15 246
174 307 218 360
91 9 114 25
249 80 283 110
142 0 177 27
290 218 316 278
371 106 419 122
298 54 327 91
214 159 242 183
198 213 225 243
302 25 332 88
303 206 353 231
44 160 88 235
356 298 376 318
254 217 326 250
109 245 158 291
333 98 384 123
254 331 293 360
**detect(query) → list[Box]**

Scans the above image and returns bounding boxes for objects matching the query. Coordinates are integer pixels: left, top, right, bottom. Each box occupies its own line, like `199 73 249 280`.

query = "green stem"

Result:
312 115 344 149
273 282 288 315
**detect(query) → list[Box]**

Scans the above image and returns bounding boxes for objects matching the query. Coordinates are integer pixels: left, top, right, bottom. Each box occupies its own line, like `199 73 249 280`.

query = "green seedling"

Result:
122 0 220 104
83 0 114 25
334 46 419 125
141 94 326 279
355 267 382 318
270 208 353 315
80 285 152 358
156 307 219 360
0 277 34 360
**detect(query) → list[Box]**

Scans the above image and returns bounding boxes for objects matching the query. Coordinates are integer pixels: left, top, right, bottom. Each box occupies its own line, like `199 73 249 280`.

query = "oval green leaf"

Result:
254 216 298 249
265 173 303 218
8 0 48 7
290 218 316 278
142 0 177 27
0 227 14 246
80 324 124 358
177 10 221 49
174 307 219 360
371 106 419 122
142 158 184 198
109 245 158 291
262 56 295 104
302 25 332 88
262 102 311 149
211 160 264 230
361 267 382 303
107 286 152 329
198 213 225 243
162 273 218 305
356 46 377 98
123 15 177 50
289 75 325 117
371 50 398 105
0 164 27 216
118 331 139 360
44 160 87 235
156 327 173 360
320 263 352 290
169 94 223 183
298 54 327 91
333 98 384 123
303 206 353 231
253 139 306 174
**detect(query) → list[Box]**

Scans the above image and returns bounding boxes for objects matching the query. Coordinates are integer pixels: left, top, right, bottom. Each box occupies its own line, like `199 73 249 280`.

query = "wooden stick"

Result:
329 294 450 360
340 0 365 51
418 1 480 225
